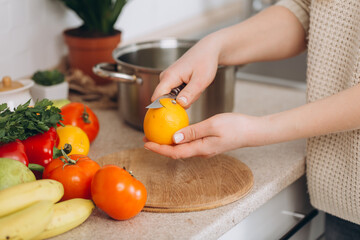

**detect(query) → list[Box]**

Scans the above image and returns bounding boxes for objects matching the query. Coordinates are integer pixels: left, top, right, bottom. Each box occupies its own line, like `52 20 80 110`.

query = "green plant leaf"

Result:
60 0 127 35
32 70 65 86
110 0 127 29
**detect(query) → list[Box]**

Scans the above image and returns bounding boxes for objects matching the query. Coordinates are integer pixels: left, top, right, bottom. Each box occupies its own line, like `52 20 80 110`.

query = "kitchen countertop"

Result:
53 79 307 240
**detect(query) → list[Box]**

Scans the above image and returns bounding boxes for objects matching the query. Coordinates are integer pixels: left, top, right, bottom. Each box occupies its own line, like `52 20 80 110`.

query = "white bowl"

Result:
30 81 69 101
0 79 34 110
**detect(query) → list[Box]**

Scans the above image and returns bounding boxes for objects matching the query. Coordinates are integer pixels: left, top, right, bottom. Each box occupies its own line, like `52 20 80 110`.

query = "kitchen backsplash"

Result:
0 0 240 80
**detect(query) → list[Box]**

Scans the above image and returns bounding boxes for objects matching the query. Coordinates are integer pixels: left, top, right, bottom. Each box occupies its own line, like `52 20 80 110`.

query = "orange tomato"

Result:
91 165 147 220
143 98 189 145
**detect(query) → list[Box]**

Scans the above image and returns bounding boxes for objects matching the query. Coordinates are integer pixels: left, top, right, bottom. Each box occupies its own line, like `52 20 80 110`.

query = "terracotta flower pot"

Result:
63 29 121 85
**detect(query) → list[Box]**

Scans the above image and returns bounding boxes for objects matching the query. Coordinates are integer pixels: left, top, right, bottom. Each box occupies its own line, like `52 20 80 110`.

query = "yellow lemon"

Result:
57 125 90 155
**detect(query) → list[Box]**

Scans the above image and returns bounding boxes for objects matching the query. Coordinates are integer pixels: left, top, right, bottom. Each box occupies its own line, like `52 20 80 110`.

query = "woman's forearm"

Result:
207 5 307 66
251 84 360 146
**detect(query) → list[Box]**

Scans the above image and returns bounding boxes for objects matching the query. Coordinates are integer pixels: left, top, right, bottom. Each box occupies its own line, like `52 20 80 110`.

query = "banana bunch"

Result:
0 179 94 240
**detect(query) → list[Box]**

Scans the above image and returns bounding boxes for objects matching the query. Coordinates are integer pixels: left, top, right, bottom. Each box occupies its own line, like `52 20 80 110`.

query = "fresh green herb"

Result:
32 70 65 86
60 0 127 35
0 99 63 143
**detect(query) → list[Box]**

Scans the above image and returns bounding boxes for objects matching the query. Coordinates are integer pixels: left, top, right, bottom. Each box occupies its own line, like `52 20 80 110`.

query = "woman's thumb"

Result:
173 121 209 144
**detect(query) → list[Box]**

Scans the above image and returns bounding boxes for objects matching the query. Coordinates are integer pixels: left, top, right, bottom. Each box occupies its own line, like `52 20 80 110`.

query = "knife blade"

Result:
146 83 186 109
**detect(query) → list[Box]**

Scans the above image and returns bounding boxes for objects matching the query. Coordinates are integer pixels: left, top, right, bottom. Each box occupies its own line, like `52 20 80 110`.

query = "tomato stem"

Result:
53 143 72 159
123 166 136 178
82 106 91 124
59 148 77 166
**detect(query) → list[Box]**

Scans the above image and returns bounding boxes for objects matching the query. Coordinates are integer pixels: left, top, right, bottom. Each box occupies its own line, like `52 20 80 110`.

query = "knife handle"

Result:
170 83 186 96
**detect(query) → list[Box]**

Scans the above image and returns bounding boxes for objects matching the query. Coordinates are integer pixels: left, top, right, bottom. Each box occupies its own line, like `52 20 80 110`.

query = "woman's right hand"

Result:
151 34 222 108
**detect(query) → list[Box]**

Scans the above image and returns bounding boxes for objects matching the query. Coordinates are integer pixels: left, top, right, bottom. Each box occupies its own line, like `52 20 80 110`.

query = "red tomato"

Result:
60 103 99 143
43 154 100 201
91 165 147 220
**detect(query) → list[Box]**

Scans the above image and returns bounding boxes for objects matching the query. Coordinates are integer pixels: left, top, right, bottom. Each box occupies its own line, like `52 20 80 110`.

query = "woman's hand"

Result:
144 113 262 159
151 35 222 108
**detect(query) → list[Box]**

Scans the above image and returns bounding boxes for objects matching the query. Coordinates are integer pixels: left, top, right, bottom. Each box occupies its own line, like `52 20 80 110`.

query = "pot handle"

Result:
92 63 142 84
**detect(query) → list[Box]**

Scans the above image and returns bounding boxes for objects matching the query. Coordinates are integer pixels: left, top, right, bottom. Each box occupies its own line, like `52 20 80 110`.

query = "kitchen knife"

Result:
146 83 186 109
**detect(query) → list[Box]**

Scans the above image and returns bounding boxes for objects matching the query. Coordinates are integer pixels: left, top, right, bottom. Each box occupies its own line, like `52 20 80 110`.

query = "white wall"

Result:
0 0 240 80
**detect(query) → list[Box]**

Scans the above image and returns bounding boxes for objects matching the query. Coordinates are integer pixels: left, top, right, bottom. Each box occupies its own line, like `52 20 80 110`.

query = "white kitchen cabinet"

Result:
219 176 325 240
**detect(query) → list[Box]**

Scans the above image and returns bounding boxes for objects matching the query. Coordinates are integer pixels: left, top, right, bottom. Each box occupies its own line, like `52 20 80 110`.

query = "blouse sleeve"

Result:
276 0 311 34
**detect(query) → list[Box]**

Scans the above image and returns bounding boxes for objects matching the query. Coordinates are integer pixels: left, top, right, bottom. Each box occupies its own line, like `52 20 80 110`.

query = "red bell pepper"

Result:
22 127 60 167
0 139 29 166
49 127 60 147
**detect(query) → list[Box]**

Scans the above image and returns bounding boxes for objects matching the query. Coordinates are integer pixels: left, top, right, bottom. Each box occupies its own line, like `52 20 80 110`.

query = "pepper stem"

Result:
28 163 45 173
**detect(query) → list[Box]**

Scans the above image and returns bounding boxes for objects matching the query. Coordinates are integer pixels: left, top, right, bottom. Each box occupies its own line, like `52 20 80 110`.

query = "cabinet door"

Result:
219 176 325 240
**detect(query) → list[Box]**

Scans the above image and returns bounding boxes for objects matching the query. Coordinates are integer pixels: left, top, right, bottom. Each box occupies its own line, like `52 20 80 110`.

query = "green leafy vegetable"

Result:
61 0 127 35
0 99 63 143
32 70 65 86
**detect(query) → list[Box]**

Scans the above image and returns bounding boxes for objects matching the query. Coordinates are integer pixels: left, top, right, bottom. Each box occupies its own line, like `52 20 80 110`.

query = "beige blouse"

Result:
277 0 360 224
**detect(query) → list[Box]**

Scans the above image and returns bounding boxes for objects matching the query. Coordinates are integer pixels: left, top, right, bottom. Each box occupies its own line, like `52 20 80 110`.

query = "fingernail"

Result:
173 132 184 143
177 96 187 105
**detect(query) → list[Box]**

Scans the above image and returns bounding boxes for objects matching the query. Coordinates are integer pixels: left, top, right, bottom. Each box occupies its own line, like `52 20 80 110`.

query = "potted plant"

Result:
61 0 127 85
30 70 69 101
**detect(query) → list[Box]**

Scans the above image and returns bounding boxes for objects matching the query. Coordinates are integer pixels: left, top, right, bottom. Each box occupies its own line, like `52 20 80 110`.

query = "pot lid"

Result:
0 76 24 92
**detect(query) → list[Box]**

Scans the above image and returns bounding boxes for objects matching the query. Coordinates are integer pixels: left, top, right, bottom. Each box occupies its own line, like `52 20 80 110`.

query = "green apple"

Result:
0 158 36 191
52 99 71 109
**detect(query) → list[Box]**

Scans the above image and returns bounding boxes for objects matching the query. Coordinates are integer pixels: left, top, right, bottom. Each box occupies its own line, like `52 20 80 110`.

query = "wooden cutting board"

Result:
96 148 253 213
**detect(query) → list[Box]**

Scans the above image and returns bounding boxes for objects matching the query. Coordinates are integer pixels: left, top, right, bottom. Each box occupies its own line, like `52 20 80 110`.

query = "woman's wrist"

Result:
237 113 293 148
198 32 225 64
229 114 271 148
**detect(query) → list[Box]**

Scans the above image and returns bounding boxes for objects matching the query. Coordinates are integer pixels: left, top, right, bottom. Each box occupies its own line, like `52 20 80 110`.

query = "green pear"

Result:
0 158 36 191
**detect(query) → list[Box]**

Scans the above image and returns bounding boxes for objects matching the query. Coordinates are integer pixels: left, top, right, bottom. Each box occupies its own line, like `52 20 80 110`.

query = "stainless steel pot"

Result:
93 38 235 130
